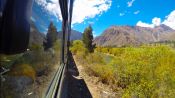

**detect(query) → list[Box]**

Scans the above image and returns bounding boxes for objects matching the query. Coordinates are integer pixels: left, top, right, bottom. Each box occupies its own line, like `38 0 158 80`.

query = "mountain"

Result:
29 21 82 47
94 25 175 47
29 21 45 46
58 30 82 41
70 30 83 40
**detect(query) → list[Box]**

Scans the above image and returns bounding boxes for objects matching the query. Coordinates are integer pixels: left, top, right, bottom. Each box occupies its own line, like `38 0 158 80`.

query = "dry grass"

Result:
9 64 36 81
71 40 175 97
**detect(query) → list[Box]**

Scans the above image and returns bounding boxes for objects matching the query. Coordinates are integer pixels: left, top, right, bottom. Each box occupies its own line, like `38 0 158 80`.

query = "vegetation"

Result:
0 22 61 97
82 25 95 53
0 22 60 81
70 40 88 57
44 22 58 50
148 41 175 48
71 40 175 97
103 46 175 97
9 64 36 80
0 36 60 98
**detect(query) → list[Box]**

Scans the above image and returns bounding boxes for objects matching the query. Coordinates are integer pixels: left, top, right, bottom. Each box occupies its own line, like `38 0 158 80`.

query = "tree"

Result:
82 25 95 53
44 22 58 50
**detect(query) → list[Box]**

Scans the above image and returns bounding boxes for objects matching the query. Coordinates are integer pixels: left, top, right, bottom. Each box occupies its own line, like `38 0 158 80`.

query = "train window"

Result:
0 0 64 97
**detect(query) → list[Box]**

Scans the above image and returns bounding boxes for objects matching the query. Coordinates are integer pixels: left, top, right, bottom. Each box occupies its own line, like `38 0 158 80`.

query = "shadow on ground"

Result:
67 53 92 98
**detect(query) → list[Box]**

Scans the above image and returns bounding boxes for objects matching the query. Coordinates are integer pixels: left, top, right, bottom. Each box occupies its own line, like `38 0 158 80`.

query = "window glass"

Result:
0 0 62 97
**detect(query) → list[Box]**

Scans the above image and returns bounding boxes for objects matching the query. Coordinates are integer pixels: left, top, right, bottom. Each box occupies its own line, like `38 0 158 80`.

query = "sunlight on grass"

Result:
71 40 175 97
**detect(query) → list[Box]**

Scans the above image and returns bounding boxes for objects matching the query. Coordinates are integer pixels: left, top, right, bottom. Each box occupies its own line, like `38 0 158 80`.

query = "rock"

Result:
6 76 33 93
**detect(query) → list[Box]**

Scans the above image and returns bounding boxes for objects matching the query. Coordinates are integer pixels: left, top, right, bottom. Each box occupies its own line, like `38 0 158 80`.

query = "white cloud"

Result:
35 0 47 6
136 10 175 30
93 31 97 37
35 0 112 25
137 21 154 28
136 17 161 28
35 0 62 20
134 10 140 14
72 0 112 24
162 10 175 30
152 17 161 26
119 13 125 16
127 0 135 7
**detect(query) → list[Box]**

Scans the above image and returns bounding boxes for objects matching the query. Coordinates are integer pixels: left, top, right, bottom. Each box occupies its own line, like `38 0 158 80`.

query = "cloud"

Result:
136 10 175 30
136 21 154 28
136 17 161 28
72 0 112 24
134 10 140 14
35 0 62 20
35 0 112 25
93 31 97 37
127 0 135 7
162 10 175 30
119 13 125 16
35 0 47 6
152 17 161 26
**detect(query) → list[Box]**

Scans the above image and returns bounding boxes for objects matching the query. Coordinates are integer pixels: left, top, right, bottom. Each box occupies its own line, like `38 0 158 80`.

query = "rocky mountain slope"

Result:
58 30 82 41
70 30 83 40
94 25 175 47
29 21 45 46
29 21 82 48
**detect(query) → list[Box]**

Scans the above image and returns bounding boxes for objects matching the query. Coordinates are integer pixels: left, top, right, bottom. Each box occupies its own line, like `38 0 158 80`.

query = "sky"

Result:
32 0 175 36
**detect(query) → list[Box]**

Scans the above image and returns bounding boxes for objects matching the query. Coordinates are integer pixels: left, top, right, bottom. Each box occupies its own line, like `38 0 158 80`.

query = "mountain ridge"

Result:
94 25 175 47
29 20 82 47
29 21 45 46
58 30 82 41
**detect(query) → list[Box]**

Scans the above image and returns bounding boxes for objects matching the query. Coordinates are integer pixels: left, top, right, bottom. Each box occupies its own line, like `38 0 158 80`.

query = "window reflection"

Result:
0 0 62 97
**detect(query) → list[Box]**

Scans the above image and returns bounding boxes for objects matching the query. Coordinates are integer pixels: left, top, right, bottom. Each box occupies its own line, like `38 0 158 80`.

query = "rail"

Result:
45 63 67 98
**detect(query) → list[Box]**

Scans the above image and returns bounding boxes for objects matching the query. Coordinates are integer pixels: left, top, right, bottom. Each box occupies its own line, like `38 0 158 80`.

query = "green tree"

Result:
44 22 58 50
82 25 95 53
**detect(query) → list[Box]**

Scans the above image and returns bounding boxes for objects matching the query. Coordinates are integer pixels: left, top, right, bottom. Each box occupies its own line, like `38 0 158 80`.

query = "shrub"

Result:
9 64 36 81
111 46 175 97
74 43 175 97
29 43 43 51
53 40 61 51
70 40 88 58
85 53 105 64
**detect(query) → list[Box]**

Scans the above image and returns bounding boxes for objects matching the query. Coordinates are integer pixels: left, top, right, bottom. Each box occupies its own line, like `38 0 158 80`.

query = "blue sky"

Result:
32 0 175 36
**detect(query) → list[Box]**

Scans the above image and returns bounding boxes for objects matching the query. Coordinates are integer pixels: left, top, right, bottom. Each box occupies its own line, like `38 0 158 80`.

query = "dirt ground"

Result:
72 56 116 98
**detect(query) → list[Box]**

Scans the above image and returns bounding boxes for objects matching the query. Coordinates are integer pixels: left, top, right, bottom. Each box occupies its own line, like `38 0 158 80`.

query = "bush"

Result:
89 64 115 84
79 52 115 84
109 46 175 97
53 40 61 52
85 53 105 64
70 40 88 58
29 43 43 51
15 42 59 76
74 43 175 97
9 64 36 81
